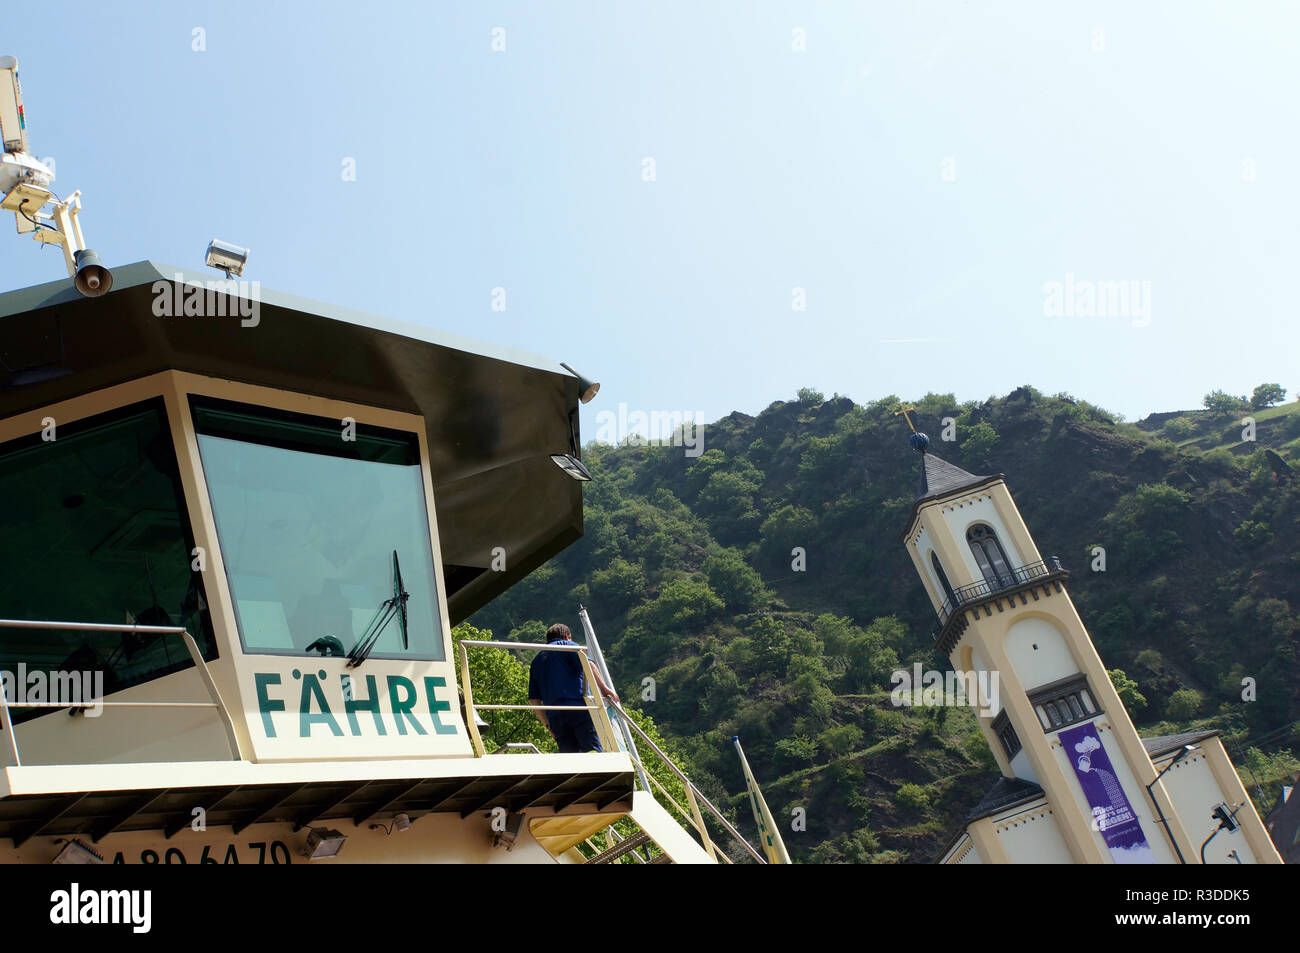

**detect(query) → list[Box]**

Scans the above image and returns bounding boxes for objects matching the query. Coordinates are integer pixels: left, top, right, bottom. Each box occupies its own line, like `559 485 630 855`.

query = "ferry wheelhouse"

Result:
0 265 752 864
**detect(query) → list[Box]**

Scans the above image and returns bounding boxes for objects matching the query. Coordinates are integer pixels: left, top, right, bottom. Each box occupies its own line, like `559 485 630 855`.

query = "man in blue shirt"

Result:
528 623 620 753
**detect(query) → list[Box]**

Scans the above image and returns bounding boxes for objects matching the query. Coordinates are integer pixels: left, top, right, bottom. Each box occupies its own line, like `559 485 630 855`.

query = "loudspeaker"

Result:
73 248 113 297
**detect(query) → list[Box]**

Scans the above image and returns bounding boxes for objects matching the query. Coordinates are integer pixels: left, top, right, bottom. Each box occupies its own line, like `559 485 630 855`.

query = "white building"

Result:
898 436 1281 864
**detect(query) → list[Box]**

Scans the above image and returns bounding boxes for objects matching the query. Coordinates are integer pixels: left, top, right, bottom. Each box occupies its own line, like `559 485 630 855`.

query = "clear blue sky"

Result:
6 1 1297 437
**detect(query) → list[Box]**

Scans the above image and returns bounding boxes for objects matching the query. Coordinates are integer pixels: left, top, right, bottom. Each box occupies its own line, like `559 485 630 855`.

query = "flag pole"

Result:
734 735 791 864
578 605 650 793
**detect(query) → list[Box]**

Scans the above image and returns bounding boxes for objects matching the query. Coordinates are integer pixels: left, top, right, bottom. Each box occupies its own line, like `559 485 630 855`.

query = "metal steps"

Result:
586 830 652 864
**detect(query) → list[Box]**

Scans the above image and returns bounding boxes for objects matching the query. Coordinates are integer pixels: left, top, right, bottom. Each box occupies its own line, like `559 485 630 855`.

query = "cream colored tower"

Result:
902 438 1279 864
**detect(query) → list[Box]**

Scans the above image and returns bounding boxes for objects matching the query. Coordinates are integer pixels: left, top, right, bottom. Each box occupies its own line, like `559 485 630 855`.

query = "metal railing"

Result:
457 639 622 756
0 619 245 766
937 557 1065 625
457 638 766 864
608 697 761 864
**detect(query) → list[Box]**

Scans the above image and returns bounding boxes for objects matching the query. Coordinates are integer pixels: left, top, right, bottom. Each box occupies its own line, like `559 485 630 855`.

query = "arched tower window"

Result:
931 551 957 606
967 523 1013 588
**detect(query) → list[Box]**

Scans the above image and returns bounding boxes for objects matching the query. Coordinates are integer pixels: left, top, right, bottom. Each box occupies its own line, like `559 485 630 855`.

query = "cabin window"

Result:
0 400 216 723
191 397 444 661
967 523 1014 587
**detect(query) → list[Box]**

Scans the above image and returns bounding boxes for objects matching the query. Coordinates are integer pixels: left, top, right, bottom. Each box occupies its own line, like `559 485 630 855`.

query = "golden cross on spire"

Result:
895 401 918 434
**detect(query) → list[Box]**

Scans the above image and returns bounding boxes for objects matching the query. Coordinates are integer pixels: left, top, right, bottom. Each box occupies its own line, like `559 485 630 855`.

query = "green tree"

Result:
814 614 902 692
1108 668 1148 714
1108 483 1189 532
792 672 834 725
1165 688 1203 720
797 387 825 406
636 577 724 632
1234 520 1274 548
960 421 999 465
915 392 958 418
894 783 930 813
820 723 864 757
1133 649 1164 674
702 548 769 613
798 433 854 485
697 470 762 540
589 558 646 611
684 448 728 498
758 504 817 569
963 729 996 769
775 733 820 765
806 828 884 864
751 615 792 677
1203 389 1246 415
1250 383 1286 409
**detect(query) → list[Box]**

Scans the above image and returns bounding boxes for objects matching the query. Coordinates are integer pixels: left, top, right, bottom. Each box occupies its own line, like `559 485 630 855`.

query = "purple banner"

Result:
1059 722 1155 863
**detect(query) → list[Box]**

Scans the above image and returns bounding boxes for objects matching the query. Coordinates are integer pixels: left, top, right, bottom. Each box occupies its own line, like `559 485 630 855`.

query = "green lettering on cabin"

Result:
255 673 285 738
342 673 386 736
386 676 427 735
299 670 344 737
423 676 458 735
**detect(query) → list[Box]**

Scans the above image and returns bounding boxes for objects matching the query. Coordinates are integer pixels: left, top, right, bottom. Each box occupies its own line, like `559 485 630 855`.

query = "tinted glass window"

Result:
192 397 444 661
0 400 216 722
968 523 1014 587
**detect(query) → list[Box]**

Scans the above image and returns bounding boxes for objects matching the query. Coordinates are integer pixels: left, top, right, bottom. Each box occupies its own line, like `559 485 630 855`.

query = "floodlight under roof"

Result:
52 839 104 864
301 827 347 859
550 453 592 482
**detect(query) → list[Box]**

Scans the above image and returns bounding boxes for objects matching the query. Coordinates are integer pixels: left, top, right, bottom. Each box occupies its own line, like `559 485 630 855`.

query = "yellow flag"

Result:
734 736 791 864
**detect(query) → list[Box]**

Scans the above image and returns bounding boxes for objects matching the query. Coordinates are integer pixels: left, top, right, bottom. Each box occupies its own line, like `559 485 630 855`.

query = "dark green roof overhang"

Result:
0 263 586 623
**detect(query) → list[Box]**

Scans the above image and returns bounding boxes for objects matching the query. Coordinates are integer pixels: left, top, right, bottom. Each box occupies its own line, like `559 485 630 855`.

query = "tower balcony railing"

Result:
937 557 1066 626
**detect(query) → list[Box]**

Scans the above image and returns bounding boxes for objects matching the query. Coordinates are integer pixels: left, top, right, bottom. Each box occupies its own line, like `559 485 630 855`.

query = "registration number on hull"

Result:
110 840 293 864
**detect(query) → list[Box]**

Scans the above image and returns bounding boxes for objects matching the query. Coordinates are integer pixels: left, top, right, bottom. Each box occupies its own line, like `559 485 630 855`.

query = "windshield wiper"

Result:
346 550 410 668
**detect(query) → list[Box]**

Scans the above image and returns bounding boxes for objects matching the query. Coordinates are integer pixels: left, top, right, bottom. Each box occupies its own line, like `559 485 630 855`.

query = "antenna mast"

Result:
0 56 111 296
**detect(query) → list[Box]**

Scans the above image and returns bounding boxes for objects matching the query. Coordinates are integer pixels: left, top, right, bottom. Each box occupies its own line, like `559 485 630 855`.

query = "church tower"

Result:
901 432 1280 864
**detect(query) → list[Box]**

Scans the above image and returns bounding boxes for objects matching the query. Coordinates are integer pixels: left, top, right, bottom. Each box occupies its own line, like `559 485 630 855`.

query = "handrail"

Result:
630 757 731 862
457 639 620 758
578 607 653 796
457 637 765 864
0 619 246 766
610 698 767 865
937 557 1065 624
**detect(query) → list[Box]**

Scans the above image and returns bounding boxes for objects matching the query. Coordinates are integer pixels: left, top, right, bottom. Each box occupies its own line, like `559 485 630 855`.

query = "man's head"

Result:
546 622 571 643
